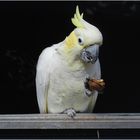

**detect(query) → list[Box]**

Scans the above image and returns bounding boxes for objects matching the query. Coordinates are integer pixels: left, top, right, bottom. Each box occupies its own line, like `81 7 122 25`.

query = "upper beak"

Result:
87 44 99 63
81 44 99 64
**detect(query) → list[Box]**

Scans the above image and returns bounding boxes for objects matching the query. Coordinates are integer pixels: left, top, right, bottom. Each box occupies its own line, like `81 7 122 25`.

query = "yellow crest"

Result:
71 6 84 28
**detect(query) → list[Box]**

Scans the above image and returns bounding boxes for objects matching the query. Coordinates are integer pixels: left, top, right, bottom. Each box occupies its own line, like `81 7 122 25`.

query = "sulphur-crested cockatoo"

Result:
36 6 104 117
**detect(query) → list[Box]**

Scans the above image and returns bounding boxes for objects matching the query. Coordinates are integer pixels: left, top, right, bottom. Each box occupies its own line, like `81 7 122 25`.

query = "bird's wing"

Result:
36 45 57 113
86 59 101 112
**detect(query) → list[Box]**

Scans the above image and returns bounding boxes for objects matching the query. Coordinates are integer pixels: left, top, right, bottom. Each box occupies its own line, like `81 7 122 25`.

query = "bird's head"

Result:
63 6 103 63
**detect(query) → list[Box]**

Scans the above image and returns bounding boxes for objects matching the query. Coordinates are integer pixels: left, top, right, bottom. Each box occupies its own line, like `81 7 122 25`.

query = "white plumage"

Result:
36 6 103 116
36 43 101 113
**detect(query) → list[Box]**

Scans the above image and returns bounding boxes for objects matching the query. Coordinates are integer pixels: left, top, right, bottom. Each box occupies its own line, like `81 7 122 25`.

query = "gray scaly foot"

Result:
84 74 92 97
64 108 76 118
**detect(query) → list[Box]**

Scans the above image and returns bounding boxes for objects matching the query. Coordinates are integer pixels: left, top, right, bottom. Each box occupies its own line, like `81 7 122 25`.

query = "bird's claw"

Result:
84 88 92 97
84 74 93 97
64 108 76 118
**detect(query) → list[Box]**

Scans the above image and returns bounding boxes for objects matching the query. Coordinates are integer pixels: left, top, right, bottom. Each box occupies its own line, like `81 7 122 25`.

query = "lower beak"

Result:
81 44 99 64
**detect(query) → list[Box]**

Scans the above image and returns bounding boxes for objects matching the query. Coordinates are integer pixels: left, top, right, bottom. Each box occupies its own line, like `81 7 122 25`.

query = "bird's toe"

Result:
64 108 76 118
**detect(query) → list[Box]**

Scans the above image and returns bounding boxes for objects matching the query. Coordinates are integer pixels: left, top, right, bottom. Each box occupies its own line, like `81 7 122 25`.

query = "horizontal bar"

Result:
0 113 140 129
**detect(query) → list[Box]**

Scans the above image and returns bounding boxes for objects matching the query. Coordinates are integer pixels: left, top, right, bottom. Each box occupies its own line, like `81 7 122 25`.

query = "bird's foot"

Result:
84 74 92 97
84 74 105 96
84 88 92 97
63 108 76 118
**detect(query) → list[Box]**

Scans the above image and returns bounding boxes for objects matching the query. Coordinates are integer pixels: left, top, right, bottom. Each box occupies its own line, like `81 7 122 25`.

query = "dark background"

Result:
0 1 140 114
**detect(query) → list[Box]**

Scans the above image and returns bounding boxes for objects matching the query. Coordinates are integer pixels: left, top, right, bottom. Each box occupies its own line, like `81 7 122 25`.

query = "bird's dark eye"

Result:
78 38 82 43
78 37 84 45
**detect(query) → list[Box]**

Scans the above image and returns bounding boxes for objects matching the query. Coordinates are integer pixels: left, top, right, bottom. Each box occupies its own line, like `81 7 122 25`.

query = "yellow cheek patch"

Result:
65 31 77 48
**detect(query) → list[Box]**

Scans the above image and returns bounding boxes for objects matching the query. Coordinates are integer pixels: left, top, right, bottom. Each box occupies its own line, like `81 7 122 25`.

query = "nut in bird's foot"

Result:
88 79 105 92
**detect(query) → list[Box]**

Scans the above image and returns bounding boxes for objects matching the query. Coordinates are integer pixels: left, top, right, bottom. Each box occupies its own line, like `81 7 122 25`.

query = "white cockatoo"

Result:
36 6 104 117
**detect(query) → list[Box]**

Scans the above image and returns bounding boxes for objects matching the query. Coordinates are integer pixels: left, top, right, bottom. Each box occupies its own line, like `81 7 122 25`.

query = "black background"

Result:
0 1 140 114
0 1 140 139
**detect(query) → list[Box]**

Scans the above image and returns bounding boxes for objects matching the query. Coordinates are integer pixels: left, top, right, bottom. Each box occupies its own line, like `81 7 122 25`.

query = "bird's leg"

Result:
63 108 76 118
84 74 93 97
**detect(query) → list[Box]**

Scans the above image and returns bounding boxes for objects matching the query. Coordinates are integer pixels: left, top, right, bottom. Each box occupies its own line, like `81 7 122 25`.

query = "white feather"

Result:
86 59 101 112
36 44 60 113
36 42 101 114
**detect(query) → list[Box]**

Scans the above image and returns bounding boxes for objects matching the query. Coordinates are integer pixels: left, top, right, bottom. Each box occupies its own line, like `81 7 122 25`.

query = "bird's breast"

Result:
47 55 92 113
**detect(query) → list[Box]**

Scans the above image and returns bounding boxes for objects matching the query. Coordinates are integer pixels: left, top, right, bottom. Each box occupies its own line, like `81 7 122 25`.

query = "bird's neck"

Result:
57 42 85 70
